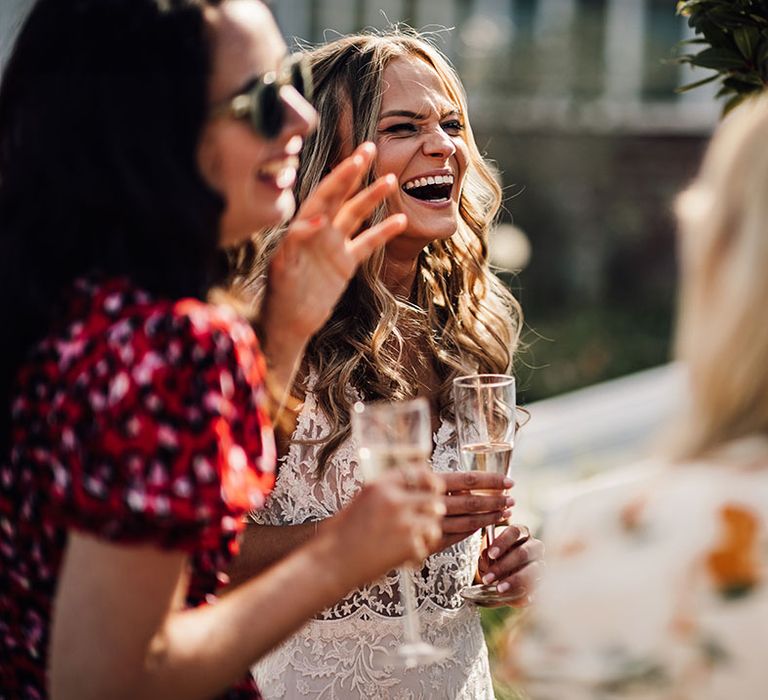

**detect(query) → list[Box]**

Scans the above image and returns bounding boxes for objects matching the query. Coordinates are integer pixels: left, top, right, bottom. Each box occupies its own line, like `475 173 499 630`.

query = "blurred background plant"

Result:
676 0 768 113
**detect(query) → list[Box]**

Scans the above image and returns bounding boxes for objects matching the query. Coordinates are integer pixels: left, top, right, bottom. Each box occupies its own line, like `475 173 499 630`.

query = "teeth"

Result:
403 174 454 190
259 157 299 178
275 167 296 189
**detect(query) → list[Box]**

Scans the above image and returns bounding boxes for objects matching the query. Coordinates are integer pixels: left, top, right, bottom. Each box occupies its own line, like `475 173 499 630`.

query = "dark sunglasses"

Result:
211 53 313 140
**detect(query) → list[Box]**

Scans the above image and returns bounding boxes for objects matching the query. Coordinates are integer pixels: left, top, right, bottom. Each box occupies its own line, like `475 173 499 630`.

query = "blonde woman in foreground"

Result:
230 32 544 699
504 95 768 699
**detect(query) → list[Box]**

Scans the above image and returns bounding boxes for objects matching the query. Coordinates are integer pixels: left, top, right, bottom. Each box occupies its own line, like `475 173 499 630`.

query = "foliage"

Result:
676 0 768 114
516 304 673 404
480 607 528 700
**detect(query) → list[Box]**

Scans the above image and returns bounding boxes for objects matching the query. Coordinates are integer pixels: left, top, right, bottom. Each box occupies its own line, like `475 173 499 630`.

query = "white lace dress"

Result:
251 388 495 699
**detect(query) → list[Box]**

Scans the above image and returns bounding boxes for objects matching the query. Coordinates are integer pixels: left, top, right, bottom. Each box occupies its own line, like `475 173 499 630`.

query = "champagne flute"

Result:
351 397 451 669
453 373 522 606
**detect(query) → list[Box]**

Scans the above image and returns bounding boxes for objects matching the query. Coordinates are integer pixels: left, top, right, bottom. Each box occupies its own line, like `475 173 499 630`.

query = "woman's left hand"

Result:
477 525 544 608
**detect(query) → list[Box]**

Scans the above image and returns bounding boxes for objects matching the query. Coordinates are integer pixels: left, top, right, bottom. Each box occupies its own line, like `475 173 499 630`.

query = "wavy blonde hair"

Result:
672 94 768 460
245 31 521 470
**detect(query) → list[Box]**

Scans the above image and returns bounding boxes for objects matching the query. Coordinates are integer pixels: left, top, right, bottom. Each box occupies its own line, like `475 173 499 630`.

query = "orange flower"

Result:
706 504 761 599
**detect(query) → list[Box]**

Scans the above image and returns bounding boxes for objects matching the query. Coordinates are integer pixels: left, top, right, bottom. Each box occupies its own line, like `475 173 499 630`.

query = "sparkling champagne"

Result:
459 442 513 494
358 445 429 481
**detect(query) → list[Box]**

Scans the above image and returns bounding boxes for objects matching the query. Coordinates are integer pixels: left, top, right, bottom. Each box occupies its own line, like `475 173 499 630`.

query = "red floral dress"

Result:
0 276 275 699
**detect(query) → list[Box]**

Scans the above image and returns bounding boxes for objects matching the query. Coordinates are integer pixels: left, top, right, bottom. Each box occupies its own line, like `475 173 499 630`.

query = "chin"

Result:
411 220 459 243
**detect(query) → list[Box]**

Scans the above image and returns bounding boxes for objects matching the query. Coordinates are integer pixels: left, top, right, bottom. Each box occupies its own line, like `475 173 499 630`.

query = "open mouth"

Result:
257 156 299 189
402 174 454 202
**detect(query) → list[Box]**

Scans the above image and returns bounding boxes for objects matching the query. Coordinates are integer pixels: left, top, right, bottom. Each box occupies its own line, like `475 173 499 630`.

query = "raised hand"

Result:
259 142 406 391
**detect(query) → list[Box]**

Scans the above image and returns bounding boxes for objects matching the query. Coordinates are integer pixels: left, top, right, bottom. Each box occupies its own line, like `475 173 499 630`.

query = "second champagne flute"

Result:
351 397 451 669
453 373 521 606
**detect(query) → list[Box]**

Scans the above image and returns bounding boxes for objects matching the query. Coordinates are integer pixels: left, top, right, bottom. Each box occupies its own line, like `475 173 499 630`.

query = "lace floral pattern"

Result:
252 387 494 699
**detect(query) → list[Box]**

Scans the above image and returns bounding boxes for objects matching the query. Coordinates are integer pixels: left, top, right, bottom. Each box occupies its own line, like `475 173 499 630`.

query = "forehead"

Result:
205 0 286 101
379 56 457 115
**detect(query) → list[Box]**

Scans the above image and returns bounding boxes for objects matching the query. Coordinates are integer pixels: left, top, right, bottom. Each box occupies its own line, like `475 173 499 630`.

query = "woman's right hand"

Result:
327 468 446 590
436 471 515 551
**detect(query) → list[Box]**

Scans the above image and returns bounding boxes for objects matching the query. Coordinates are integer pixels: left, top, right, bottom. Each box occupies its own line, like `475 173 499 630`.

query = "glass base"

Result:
460 583 527 607
373 642 452 670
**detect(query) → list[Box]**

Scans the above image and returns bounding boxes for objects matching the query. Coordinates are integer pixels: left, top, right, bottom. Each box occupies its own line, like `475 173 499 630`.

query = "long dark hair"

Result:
0 0 226 451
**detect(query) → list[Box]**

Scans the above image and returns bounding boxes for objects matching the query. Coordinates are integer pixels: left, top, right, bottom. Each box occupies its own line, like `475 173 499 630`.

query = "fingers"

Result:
348 214 407 263
409 515 443 565
282 214 329 244
297 142 376 220
390 469 444 565
486 524 531 561
493 560 543 607
395 466 444 497
444 491 514 517
442 471 514 494
442 511 512 538
333 173 398 234
479 529 545 605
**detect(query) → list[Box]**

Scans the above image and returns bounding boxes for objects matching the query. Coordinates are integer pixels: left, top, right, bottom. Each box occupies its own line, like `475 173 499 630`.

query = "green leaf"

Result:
733 26 761 58
690 47 747 69
715 84 736 98
675 72 720 93
729 70 765 86
722 76 762 95
696 19 733 47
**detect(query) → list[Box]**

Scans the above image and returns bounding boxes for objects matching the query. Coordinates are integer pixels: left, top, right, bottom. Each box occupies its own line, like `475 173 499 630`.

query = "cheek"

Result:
373 139 409 178
455 142 470 179
197 128 225 194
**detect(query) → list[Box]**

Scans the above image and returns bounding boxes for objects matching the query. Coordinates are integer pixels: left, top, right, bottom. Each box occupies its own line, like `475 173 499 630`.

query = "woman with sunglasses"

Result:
234 32 544 699
0 2 446 698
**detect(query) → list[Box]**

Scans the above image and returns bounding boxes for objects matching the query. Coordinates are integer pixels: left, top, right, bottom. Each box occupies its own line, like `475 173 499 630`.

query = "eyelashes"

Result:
379 121 465 136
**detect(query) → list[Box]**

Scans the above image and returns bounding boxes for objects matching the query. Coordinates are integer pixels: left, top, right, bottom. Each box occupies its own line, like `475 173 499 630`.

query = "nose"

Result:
423 126 456 160
278 84 318 141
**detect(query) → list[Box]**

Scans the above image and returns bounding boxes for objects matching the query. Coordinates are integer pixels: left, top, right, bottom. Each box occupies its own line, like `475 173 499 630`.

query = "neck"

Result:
382 250 421 298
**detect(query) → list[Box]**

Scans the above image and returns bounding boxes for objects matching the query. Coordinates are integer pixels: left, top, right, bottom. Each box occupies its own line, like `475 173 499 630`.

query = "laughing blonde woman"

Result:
230 32 543 700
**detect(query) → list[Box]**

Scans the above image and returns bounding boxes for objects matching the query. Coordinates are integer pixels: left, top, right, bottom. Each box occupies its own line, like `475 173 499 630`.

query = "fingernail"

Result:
505 496 515 507
482 572 496 585
360 141 375 154
352 154 364 167
503 477 513 488
384 173 397 186
497 582 511 593
488 547 500 560
501 508 513 518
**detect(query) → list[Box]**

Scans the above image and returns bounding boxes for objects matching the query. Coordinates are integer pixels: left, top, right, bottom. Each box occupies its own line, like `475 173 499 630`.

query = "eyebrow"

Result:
378 107 460 120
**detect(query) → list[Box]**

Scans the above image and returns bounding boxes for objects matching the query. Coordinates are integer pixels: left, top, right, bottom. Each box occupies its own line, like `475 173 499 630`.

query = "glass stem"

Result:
398 566 421 645
485 523 496 548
